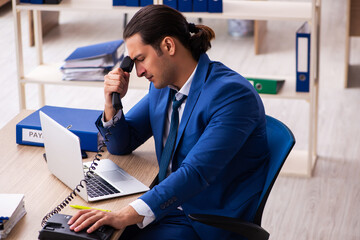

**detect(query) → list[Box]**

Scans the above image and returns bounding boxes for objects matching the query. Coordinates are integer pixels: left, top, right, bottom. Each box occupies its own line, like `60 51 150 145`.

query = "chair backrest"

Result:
253 115 295 225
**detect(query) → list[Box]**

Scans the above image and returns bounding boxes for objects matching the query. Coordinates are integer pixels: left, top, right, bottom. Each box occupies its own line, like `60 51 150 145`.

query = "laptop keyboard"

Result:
86 172 120 198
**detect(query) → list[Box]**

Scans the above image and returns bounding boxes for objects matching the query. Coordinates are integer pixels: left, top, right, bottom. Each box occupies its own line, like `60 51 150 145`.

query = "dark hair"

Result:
123 5 215 60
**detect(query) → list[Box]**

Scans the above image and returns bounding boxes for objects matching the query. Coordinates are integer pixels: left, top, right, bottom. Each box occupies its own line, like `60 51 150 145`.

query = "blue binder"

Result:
140 0 153 6
208 0 222 12
65 39 124 64
126 0 139 6
16 106 102 152
163 0 177 10
113 0 126 5
178 0 192 12
296 22 311 92
30 0 43 3
193 0 207 12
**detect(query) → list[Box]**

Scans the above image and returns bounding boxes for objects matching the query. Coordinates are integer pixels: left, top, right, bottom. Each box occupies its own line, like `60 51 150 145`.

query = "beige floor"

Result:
0 0 359 239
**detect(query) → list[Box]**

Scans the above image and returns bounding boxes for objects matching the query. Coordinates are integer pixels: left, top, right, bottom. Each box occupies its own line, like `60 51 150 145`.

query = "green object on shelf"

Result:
246 77 285 94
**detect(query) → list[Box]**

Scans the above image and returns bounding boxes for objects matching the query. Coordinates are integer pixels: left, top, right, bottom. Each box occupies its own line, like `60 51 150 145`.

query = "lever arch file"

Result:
140 0 153 6
193 0 207 12
64 39 124 67
62 40 125 81
16 106 102 152
178 0 192 12
163 0 178 10
208 0 222 12
247 77 285 94
126 0 140 6
113 0 126 5
296 22 311 92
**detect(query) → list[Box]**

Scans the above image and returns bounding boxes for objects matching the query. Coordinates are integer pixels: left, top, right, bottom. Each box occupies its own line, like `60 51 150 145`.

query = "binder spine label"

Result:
22 129 43 143
297 37 308 72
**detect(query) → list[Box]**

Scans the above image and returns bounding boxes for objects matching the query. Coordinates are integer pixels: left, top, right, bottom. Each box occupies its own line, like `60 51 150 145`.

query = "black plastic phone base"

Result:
38 214 114 240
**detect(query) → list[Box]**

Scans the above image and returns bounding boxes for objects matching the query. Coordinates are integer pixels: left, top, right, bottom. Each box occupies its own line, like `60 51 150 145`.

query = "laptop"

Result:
39 111 149 202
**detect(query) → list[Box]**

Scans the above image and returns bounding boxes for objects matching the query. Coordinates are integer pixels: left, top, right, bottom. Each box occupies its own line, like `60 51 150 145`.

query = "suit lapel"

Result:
175 54 211 149
153 87 171 161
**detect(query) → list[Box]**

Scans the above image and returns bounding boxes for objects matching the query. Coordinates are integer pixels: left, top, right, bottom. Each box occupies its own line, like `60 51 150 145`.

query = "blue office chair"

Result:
188 115 295 240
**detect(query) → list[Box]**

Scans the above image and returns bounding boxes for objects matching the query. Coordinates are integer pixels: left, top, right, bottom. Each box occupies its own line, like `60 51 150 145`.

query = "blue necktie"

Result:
158 90 187 182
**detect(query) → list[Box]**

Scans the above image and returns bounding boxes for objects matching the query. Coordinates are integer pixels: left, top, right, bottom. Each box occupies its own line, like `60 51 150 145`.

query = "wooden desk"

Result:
0 111 158 239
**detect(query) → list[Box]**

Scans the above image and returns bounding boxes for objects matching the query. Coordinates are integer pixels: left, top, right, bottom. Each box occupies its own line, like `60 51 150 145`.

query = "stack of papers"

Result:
0 194 26 239
61 39 125 81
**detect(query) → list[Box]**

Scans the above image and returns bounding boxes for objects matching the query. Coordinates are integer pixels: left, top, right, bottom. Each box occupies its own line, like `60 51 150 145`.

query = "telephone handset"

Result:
40 57 134 237
111 56 134 110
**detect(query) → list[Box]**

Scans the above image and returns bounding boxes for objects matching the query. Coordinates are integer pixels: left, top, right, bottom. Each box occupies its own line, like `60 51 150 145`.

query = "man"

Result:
68 4 270 240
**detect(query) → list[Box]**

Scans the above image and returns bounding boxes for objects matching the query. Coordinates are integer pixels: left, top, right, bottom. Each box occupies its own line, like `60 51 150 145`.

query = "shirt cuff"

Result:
129 199 156 229
101 110 122 128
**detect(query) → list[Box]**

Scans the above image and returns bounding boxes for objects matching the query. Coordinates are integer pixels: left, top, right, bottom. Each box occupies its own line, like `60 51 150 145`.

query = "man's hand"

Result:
68 205 144 233
103 68 130 122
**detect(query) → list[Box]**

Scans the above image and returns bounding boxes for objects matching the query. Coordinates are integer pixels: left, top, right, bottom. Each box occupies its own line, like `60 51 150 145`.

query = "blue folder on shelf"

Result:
30 0 43 3
208 0 222 12
296 22 311 92
178 0 192 12
113 0 126 5
163 0 178 10
62 40 125 81
126 0 139 6
64 39 124 65
16 105 102 152
140 0 153 6
193 0 207 12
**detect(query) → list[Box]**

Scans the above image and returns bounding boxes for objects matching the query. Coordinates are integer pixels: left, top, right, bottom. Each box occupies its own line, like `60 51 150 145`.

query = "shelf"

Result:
20 63 310 100
243 74 310 100
16 0 312 21
186 1 312 21
13 0 320 177
21 63 104 87
16 0 140 13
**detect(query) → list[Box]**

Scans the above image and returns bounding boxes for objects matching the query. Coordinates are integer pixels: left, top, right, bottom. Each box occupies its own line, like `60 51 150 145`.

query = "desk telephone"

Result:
38 214 114 240
38 57 134 240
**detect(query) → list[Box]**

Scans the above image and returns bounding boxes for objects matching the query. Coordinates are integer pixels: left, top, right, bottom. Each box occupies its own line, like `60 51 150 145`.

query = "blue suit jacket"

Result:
96 54 270 240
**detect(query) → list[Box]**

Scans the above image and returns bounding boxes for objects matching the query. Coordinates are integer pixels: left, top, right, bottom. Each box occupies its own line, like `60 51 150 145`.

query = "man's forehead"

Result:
125 34 146 59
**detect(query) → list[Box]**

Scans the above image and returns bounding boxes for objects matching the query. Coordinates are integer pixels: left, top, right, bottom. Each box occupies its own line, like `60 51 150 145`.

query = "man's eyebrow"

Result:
132 54 142 61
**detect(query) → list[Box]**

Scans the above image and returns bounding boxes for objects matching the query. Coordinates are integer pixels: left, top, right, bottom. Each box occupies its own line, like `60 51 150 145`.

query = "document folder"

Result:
140 0 153 6
113 0 126 5
193 0 207 12
178 0 192 12
208 0 222 12
163 0 177 9
16 106 102 152
126 0 140 6
247 77 285 94
64 39 124 65
296 22 311 92
62 40 125 81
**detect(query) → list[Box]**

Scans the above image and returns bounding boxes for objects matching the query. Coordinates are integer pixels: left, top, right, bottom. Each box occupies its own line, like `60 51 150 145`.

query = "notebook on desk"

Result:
39 111 149 202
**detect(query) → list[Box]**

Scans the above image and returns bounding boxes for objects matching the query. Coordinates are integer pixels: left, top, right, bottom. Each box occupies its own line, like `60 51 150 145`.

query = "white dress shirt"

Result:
102 66 197 228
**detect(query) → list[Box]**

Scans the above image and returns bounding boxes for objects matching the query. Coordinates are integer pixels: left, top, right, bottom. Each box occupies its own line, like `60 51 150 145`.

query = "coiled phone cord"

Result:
41 115 119 227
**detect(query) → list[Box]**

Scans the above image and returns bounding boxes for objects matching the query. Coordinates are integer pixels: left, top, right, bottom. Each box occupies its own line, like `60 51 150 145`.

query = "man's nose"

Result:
136 64 146 78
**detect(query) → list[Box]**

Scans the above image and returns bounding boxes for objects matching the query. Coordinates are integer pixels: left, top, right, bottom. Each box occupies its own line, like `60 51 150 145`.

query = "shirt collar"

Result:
169 65 198 101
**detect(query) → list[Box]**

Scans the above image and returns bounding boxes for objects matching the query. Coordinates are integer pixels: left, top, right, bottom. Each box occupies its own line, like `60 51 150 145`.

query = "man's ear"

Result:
161 36 176 56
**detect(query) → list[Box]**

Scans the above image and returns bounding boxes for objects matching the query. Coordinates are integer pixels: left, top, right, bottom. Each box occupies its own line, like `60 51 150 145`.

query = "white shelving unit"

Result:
12 0 321 177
